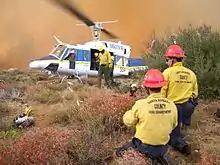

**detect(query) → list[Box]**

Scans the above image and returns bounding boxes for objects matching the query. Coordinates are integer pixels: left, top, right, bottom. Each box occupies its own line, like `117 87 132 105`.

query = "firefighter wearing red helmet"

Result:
116 69 178 161
162 44 198 154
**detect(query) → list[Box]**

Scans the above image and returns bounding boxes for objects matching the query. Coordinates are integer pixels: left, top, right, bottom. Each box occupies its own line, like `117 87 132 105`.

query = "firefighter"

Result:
116 69 178 160
95 46 112 87
162 44 198 154
129 84 138 97
109 55 115 85
68 50 76 69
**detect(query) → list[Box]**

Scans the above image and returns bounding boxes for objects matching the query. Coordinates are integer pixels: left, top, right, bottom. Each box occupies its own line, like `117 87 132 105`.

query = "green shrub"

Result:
143 24 220 99
0 128 21 139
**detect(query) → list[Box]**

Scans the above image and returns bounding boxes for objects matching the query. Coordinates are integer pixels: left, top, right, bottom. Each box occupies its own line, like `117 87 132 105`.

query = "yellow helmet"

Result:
99 45 106 51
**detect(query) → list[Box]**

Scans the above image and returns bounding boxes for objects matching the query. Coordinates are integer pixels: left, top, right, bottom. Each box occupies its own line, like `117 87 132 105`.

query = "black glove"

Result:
189 97 198 106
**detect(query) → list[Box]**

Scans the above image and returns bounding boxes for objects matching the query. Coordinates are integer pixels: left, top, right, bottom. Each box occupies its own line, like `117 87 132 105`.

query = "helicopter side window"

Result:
83 50 90 61
76 49 90 61
124 57 129 66
76 49 83 61
51 45 66 58
64 49 75 61
115 56 124 66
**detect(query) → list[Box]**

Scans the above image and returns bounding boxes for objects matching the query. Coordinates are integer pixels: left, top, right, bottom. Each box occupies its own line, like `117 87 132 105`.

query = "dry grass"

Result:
0 69 219 165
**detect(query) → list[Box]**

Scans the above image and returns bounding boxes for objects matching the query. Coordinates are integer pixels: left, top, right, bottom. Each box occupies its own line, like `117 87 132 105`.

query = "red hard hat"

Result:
142 69 168 88
164 44 185 58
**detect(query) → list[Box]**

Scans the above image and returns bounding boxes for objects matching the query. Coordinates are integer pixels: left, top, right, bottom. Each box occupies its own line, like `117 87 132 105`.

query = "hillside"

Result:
0 69 219 165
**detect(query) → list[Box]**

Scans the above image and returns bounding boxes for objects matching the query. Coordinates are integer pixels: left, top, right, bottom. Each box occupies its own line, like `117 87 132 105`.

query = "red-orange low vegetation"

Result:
0 70 219 165
0 127 75 165
0 84 136 165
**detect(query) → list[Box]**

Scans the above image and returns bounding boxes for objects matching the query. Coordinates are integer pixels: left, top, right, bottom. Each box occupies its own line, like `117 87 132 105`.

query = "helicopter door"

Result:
69 57 75 69
75 49 91 75
90 49 100 71
69 49 76 69
61 48 76 69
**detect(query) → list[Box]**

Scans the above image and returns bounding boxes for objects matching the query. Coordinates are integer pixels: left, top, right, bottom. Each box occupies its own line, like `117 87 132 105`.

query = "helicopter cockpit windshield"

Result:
50 44 67 59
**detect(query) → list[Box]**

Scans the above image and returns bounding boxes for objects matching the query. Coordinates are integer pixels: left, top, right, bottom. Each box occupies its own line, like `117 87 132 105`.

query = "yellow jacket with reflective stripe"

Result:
123 93 178 145
161 62 198 104
94 51 112 66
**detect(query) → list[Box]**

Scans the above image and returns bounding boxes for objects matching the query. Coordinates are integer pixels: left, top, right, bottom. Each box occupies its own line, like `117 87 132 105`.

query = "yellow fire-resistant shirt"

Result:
94 51 112 66
161 62 198 104
123 93 178 145
109 56 114 68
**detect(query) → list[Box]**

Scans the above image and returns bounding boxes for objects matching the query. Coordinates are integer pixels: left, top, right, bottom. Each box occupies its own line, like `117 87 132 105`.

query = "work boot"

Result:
182 144 191 155
163 154 178 165
104 81 111 89
116 142 134 157
170 137 191 155
110 80 115 87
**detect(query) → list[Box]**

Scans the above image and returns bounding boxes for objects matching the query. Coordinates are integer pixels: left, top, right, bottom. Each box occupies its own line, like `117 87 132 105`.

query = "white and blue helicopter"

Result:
29 0 148 78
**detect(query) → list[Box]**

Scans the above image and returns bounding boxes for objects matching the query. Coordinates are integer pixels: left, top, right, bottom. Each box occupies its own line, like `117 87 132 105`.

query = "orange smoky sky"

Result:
0 0 220 69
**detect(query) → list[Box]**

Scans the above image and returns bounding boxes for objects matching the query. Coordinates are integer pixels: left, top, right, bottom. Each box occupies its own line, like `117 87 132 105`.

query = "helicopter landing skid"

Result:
40 69 61 78
63 73 83 84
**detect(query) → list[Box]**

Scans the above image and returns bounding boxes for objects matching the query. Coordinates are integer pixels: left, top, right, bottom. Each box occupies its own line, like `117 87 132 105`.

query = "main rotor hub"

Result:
91 23 103 41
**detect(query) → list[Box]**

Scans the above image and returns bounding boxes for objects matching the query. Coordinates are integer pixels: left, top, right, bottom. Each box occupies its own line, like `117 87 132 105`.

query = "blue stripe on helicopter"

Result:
128 58 145 66
37 55 59 61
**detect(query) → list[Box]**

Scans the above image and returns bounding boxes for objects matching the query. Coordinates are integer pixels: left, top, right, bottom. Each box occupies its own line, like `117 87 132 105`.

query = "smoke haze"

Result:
0 0 220 69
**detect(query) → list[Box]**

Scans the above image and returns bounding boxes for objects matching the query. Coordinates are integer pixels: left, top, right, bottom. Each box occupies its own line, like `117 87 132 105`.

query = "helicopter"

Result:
29 0 148 78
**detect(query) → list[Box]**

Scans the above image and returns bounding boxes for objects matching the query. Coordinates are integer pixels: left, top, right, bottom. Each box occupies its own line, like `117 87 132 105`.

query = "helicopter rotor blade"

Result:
102 29 118 39
50 0 119 39
51 0 95 26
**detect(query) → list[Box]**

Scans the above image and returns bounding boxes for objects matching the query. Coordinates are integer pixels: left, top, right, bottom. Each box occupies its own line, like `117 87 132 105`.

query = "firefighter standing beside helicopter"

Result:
116 69 178 161
109 55 115 85
161 44 198 154
95 45 112 87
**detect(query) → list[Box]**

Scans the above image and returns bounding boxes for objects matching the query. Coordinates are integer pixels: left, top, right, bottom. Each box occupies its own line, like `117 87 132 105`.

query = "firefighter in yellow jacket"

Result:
162 44 198 154
109 55 115 85
95 46 112 87
116 69 178 159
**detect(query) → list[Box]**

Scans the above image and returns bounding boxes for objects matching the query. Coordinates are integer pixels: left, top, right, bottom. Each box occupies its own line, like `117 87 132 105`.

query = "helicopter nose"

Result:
29 60 45 69
29 61 39 69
